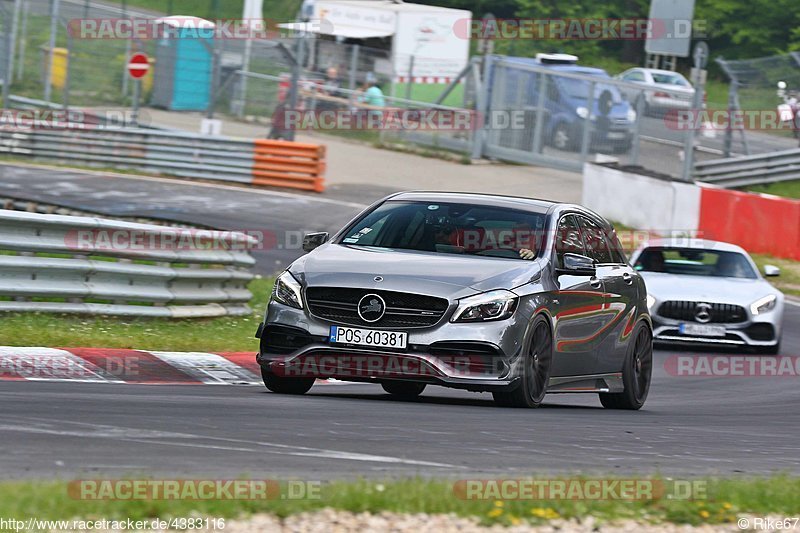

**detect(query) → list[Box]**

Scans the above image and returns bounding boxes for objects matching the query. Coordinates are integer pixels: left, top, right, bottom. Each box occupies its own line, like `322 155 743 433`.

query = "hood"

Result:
641 272 780 304
290 244 541 300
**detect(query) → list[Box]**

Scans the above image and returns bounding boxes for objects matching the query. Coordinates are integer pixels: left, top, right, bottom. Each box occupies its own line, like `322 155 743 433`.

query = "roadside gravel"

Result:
217 510 789 532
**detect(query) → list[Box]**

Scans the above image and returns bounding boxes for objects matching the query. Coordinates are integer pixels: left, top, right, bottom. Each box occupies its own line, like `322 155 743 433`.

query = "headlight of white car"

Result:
750 294 777 316
272 270 304 309
451 289 519 323
646 294 656 311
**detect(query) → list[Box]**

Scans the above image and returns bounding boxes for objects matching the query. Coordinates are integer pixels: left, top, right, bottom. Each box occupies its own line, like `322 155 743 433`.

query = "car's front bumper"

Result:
256 300 531 391
651 316 781 349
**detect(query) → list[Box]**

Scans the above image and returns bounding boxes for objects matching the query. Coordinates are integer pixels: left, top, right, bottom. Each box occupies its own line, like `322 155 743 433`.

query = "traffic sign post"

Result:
127 53 149 127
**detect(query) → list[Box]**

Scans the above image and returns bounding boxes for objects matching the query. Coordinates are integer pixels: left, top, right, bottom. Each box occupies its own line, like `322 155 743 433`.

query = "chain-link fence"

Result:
717 52 800 156
10 1 798 182
480 56 699 177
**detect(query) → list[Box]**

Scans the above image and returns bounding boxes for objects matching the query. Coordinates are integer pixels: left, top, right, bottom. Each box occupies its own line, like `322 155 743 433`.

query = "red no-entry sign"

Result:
127 53 150 79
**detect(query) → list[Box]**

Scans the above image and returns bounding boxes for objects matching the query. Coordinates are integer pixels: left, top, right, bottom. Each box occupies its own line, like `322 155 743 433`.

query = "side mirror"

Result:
763 264 781 277
302 232 329 252
558 253 596 276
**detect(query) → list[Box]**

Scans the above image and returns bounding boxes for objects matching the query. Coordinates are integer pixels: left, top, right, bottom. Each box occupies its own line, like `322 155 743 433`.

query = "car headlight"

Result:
272 270 304 309
576 106 589 119
451 289 518 323
750 294 777 316
626 108 637 122
646 294 656 311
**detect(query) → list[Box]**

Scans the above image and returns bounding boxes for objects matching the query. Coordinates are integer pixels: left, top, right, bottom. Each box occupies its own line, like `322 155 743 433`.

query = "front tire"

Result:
599 323 652 410
381 381 426 398
261 368 315 395
493 317 553 408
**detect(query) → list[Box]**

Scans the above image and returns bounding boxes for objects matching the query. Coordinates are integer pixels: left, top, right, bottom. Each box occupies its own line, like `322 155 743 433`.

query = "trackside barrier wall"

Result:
697 188 800 261
0 209 258 317
0 127 326 192
583 162 800 261
582 163 701 232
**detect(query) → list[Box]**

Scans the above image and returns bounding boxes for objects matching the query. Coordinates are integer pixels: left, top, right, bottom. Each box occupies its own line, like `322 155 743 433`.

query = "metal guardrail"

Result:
694 148 800 188
0 209 257 317
0 126 326 191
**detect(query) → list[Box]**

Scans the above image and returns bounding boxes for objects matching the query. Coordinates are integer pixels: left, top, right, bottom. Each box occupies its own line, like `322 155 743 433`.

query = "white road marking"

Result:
0 418 458 468
785 299 800 308
0 161 369 209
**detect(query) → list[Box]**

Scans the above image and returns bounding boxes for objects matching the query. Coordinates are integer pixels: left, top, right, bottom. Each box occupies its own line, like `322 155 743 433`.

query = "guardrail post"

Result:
470 54 492 160
579 81 596 165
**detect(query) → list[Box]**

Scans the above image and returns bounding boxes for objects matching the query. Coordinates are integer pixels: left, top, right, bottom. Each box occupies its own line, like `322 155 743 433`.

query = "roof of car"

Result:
385 192 609 222
641 68 686 76
388 191 557 211
502 56 608 76
639 238 748 254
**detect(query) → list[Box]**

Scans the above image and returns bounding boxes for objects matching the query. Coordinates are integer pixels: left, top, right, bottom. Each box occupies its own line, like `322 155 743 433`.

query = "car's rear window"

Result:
339 201 548 259
634 247 757 279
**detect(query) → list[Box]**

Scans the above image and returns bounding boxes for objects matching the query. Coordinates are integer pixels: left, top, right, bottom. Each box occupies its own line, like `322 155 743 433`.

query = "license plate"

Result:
679 323 726 337
329 326 407 349
607 132 626 139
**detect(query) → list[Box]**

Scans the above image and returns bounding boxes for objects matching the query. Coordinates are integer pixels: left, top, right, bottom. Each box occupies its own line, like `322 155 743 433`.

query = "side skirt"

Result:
546 372 624 393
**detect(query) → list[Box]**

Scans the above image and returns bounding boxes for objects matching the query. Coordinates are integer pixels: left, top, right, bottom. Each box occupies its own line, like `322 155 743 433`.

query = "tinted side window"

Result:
578 216 614 264
624 71 645 82
556 215 586 268
607 230 629 264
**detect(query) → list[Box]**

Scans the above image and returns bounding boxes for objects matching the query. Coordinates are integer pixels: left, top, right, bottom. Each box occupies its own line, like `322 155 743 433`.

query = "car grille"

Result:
657 301 747 323
306 287 449 328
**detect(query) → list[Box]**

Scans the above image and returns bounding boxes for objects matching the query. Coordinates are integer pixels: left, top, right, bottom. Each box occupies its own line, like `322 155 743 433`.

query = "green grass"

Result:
0 476 798 527
744 180 800 200
0 277 272 352
120 0 301 21
391 83 466 108
751 254 800 297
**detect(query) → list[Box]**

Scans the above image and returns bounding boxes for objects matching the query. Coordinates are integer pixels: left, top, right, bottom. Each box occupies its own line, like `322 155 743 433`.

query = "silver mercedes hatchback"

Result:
256 192 652 409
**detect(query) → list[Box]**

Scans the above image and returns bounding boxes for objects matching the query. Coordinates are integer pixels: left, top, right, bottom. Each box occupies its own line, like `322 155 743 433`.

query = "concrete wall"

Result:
582 163 700 232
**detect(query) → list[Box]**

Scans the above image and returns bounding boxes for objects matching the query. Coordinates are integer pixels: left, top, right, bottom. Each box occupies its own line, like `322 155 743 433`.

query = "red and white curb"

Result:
0 347 351 386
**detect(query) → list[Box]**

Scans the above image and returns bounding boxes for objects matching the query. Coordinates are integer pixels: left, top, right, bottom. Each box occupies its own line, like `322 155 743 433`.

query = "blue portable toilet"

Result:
151 16 215 111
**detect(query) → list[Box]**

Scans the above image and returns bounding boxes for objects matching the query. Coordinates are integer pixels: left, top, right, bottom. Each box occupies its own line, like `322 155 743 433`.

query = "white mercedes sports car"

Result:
630 239 784 354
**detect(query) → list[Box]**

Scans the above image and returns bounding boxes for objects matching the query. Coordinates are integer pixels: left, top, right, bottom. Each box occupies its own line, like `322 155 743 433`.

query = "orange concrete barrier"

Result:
252 139 326 193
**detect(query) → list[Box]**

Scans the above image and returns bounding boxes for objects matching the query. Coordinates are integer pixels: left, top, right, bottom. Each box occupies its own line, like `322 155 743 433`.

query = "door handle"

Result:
622 272 633 285
589 277 602 289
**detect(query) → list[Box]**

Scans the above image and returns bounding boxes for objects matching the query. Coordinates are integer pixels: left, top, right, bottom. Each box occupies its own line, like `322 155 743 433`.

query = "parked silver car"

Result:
256 192 653 409
617 68 695 116
631 239 784 354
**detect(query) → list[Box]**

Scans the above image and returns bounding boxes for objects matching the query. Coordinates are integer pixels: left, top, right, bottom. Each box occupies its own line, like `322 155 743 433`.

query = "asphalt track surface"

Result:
0 163 799 479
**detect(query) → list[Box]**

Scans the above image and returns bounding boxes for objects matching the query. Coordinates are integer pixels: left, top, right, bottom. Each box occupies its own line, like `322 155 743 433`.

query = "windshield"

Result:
651 72 690 86
338 200 547 260
634 247 757 279
556 76 624 102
